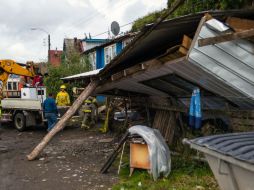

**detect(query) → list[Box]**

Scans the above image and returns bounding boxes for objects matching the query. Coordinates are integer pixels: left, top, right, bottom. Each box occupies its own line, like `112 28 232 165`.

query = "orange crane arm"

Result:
0 59 35 88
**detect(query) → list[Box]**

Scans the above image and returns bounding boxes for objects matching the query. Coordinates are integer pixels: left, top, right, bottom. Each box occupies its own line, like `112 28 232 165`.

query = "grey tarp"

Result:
128 125 171 180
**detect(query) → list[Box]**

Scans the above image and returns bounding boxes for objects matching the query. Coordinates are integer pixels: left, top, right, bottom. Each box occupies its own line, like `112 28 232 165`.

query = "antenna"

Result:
111 21 120 36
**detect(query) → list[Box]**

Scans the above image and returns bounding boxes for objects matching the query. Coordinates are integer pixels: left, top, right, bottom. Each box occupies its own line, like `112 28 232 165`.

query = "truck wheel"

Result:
14 113 26 131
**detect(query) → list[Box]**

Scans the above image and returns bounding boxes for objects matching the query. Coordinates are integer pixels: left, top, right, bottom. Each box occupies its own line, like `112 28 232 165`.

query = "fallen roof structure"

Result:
58 10 254 187
28 9 254 162
63 9 254 110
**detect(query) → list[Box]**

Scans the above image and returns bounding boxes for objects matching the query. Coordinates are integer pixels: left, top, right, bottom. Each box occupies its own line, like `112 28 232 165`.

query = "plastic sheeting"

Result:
189 88 202 129
128 125 171 180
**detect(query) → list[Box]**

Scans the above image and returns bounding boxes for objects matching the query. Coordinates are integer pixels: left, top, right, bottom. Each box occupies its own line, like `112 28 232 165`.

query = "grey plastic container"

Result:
184 132 254 190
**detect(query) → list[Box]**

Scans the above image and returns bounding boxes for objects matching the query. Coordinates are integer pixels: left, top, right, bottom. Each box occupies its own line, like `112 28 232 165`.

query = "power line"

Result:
66 0 116 29
64 0 132 35
64 0 168 39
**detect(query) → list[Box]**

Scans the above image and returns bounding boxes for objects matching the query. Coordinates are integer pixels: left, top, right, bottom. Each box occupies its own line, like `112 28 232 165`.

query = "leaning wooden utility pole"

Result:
27 80 99 161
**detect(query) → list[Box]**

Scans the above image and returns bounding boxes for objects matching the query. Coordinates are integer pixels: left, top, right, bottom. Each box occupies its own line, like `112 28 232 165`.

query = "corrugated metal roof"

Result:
63 10 254 109
190 132 254 164
165 60 254 108
99 10 254 78
188 17 254 108
95 57 254 108
61 69 101 80
63 10 254 81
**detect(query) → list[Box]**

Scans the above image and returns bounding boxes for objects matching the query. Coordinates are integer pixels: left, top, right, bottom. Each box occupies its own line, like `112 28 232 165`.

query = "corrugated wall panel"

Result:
187 19 254 108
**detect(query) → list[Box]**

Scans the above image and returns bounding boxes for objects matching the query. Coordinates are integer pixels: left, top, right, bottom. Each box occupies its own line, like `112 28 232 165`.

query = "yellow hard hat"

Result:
60 85 66 89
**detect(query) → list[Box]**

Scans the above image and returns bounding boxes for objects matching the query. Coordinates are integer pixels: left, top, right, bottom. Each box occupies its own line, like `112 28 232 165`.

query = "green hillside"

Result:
131 0 254 32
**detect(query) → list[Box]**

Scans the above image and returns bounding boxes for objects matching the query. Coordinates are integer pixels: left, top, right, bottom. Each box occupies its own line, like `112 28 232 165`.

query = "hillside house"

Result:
81 33 135 70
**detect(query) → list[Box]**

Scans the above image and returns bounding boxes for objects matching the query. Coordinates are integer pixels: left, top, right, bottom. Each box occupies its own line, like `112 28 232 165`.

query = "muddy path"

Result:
0 125 118 190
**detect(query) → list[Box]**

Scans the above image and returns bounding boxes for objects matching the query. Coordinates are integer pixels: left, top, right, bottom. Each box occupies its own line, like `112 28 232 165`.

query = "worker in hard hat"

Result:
81 96 98 129
56 85 70 106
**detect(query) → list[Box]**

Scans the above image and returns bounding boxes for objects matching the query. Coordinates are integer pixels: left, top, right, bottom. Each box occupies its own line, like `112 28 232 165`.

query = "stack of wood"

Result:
158 34 193 63
152 109 177 145
179 35 192 55
230 111 254 132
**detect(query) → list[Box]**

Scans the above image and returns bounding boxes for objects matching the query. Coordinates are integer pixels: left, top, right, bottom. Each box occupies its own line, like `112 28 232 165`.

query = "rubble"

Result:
0 127 118 190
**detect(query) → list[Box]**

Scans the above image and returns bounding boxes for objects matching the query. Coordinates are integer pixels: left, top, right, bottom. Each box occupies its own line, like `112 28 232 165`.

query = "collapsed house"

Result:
26 9 254 187
63 10 254 143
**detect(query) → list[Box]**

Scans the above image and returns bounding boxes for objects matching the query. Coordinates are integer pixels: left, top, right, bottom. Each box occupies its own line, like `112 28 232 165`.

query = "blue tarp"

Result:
189 88 202 129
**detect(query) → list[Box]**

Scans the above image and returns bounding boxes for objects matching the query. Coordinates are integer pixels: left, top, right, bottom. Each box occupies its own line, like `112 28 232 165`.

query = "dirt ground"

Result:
0 124 118 190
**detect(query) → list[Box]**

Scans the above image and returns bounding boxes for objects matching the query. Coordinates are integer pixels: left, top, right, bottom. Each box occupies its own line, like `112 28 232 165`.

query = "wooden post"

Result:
27 80 99 161
198 29 254 47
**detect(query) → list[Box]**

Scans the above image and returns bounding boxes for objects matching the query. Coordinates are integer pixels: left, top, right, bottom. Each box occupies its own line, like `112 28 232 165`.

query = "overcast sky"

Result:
0 0 167 63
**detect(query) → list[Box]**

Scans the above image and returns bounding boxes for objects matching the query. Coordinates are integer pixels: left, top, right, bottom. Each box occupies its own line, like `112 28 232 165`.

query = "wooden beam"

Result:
179 46 188 55
125 64 144 76
149 102 254 117
198 29 254 47
182 35 192 49
149 103 187 113
111 63 146 82
100 132 129 174
226 17 254 32
155 79 190 96
111 71 124 81
27 80 99 160
187 15 208 58
104 88 147 97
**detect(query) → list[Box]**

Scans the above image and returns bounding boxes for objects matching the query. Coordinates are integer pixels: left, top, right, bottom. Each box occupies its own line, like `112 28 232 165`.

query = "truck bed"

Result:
2 98 42 110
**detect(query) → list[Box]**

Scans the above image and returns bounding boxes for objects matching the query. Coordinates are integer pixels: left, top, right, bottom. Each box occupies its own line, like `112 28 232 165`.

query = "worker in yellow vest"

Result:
81 96 98 129
56 85 70 106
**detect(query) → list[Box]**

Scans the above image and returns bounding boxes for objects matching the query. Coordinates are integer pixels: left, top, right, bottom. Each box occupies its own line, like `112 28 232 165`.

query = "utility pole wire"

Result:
64 0 131 35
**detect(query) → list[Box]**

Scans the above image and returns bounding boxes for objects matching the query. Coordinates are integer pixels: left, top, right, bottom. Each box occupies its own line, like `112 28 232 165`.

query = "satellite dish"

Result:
111 21 120 36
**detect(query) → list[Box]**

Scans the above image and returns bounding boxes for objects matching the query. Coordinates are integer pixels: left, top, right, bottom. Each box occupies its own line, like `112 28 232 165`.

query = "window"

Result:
37 89 44 95
104 47 111 65
89 51 96 70
112 44 116 57
6 81 18 91
7 82 12 90
104 44 116 65
13 82 17 91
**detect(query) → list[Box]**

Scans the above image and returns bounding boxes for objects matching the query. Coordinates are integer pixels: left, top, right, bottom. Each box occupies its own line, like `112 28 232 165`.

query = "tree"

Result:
131 10 164 32
132 0 253 32
44 53 92 101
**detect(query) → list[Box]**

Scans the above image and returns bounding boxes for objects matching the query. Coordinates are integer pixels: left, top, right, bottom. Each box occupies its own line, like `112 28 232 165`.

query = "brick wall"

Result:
49 50 63 67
